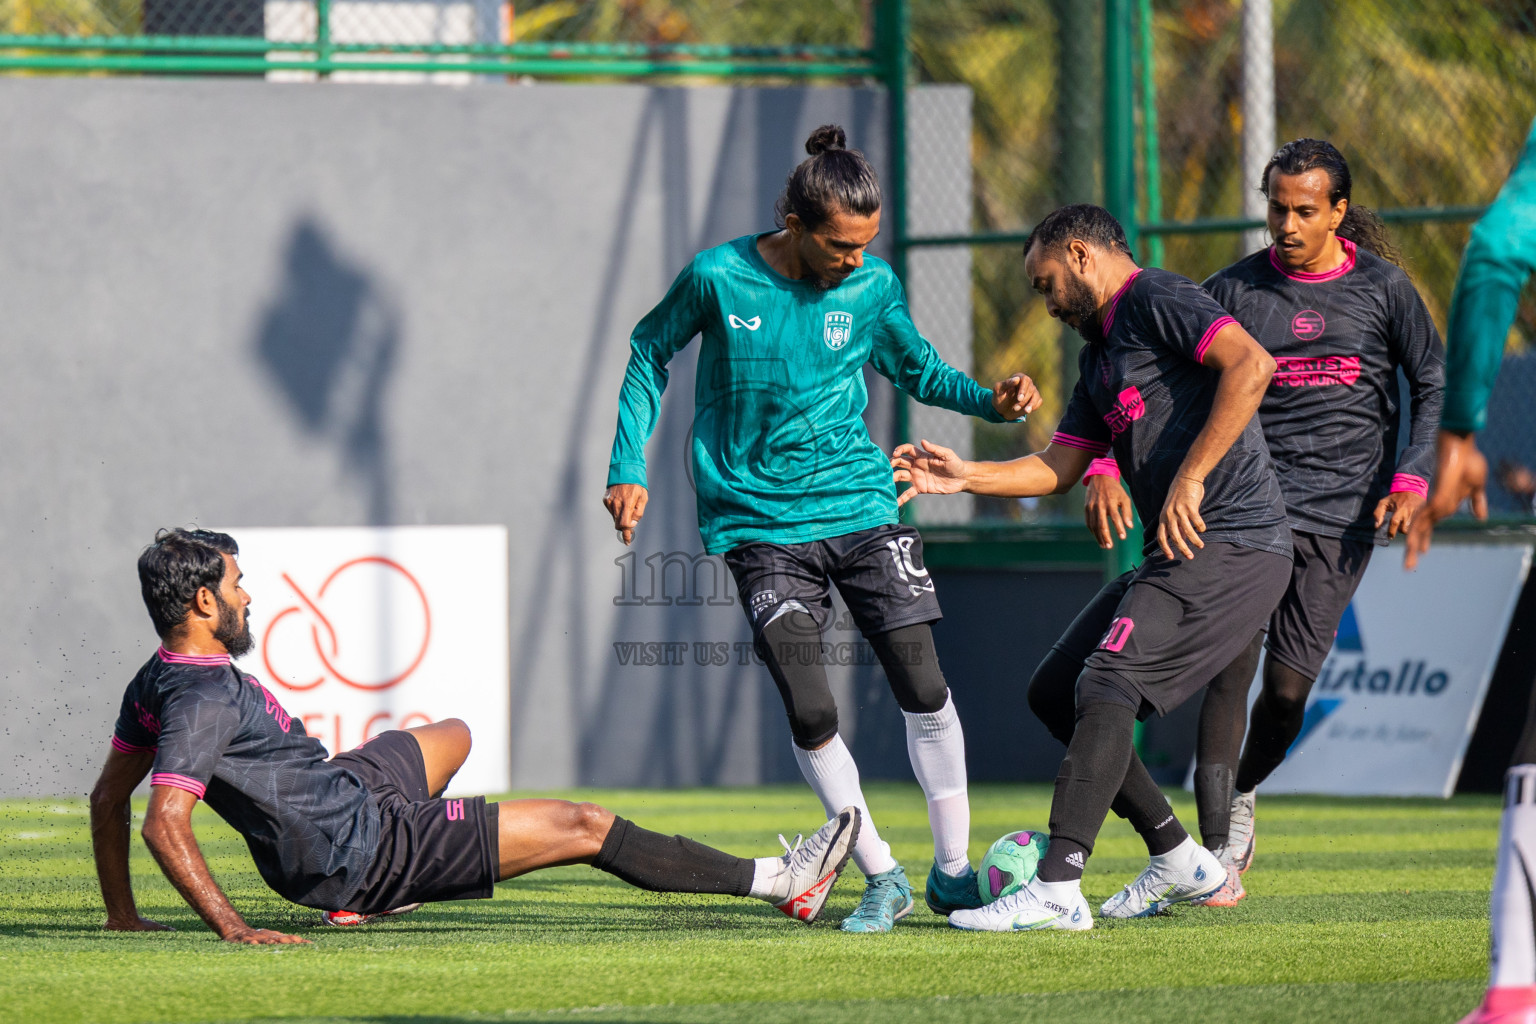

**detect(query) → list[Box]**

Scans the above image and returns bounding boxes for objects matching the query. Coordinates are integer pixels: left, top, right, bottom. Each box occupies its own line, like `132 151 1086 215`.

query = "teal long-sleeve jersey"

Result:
607 233 1011 554
1444 117 1536 432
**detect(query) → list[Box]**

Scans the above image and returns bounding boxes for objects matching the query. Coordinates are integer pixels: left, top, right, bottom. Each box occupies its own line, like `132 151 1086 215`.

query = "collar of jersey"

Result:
1100 267 1143 337
743 232 867 291
157 646 232 666
1268 236 1356 282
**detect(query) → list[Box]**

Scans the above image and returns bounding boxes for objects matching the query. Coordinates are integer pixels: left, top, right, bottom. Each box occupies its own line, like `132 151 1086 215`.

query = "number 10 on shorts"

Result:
1098 617 1135 653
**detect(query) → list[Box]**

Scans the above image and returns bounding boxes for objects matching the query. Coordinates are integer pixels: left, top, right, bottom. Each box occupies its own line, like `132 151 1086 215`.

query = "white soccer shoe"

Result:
1100 841 1225 919
772 806 861 924
948 880 1093 932
1225 789 1257 873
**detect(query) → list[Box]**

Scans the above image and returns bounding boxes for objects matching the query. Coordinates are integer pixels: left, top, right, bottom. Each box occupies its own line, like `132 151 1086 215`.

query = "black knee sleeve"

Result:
869 623 948 714
1039 700 1140 881
1027 648 1083 746
1074 668 1144 716
760 612 839 748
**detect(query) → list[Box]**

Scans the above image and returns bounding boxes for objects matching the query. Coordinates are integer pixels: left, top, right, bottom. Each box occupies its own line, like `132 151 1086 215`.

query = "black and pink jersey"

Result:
1203 239 1446 543
1052 267 1291 559
111 648 379 909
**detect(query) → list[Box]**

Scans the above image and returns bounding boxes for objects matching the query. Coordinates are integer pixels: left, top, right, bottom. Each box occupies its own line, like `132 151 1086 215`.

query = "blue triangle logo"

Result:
1334 602 1364 652
1288 698 1344 754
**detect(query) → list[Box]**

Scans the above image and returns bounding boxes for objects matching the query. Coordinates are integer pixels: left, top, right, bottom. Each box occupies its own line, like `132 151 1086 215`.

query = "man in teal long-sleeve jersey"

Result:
1411 118 1536 1024
602 124 1039 932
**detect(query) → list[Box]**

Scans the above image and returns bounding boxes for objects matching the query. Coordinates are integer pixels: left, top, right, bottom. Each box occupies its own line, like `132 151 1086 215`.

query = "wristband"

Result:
1082 457 1121 484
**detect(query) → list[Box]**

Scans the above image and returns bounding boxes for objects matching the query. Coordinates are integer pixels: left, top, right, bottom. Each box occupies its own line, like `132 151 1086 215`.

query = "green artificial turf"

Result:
0 782 1499 1024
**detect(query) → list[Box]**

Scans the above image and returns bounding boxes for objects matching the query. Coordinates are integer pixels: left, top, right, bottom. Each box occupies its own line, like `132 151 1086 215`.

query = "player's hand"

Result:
1372 490 1424 541
222 926 311 945
891 440 968 507
1085 474 1133 550
1156 475 1206 561
1405 431 1489 570
103 915 173 933
991 373 1042 419
603 484 649 546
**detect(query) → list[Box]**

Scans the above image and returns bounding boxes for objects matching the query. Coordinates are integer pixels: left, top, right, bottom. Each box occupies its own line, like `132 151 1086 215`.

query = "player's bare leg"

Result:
405 719 472 797
493 798 861 923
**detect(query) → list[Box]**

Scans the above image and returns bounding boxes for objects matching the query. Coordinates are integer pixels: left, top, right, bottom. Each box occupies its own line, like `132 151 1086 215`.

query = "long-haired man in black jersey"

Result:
91 529 860 943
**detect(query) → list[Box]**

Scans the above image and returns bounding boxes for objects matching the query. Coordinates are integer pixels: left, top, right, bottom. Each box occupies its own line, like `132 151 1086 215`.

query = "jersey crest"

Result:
824 311 854 350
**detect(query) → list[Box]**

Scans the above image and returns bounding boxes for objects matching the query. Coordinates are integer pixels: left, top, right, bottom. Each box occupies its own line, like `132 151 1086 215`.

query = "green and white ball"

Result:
977 830 1050 902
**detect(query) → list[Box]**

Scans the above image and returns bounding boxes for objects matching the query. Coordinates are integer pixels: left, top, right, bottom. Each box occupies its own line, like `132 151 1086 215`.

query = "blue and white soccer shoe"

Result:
925 863 985 916
840 864 914 932
948 879 1093 932
1099 839 1225 918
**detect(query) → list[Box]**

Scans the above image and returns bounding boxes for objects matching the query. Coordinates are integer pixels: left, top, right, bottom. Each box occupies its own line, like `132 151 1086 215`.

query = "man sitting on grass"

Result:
90 528 859 944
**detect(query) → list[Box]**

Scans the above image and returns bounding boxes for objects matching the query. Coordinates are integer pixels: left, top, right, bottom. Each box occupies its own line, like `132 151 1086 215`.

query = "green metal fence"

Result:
2 0 1532 569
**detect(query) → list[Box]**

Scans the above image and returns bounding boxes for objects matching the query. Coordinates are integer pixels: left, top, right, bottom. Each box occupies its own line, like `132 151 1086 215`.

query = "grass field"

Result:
0 781 1499 1024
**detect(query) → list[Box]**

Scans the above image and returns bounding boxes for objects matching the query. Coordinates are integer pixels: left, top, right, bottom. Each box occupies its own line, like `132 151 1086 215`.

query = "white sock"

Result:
1149 835 1204 872
1033 877 1081 901
793 735 897 877
1491 765 1536 989
749 857 789 902
904 694 971 877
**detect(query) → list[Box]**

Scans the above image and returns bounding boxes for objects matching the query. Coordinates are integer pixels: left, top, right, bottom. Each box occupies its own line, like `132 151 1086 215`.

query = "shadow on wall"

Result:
253 219 402 524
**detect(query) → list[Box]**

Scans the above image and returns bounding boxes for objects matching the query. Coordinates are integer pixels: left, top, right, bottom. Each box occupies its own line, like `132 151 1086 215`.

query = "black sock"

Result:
1195 631 1262 849
1039 701 1139 883
1112 757 1189 856
591 816 754 897
1235 659 1315 793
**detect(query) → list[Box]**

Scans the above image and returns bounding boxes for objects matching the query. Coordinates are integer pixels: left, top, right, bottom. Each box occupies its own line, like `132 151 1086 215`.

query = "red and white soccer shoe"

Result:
1459 987 1536 1024
773 807 861 924
321 903 423 927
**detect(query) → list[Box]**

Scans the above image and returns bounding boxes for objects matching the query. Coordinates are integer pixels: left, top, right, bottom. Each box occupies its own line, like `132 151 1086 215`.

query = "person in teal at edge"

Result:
1405 117 1536 1024
602 124 1041 933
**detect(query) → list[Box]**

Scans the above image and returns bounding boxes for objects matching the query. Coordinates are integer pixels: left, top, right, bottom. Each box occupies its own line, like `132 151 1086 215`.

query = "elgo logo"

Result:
1291 309 1326 340
728 314 761 331
261 556 432 692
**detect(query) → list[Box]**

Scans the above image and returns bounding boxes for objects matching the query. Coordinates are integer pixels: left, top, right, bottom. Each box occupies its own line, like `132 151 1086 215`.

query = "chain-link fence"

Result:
904 0 1536 532
2 0 1531 525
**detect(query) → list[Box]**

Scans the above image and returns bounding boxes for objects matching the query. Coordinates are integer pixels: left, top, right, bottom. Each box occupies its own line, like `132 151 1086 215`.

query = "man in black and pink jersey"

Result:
893 203 1292 932
1083 140 1446 905
91 529 860 944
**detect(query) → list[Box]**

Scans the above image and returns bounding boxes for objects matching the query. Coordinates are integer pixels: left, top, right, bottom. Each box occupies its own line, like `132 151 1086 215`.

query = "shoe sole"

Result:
778 811 862 925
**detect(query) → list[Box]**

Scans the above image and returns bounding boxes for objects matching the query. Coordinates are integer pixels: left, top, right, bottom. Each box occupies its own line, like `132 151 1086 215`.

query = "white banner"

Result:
1191 543 1531 797
223 526 510 795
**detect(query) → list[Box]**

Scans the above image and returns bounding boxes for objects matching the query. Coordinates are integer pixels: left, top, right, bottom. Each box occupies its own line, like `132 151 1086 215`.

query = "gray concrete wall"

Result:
0 77 1063 798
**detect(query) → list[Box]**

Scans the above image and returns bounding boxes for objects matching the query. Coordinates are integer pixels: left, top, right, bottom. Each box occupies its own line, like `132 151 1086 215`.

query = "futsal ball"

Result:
977 830 1050 902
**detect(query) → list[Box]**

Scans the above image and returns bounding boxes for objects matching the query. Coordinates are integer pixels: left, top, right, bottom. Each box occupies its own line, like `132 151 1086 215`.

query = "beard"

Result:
1061 273 1103 342
213 593 255 659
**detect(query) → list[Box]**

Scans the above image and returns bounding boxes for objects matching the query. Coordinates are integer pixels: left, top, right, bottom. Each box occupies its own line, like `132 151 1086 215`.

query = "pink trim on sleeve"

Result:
111 734 156 755
1082 457 1121 482
1390 474 1429 499
150 773 207 799
1195 316 1239 364
1050 432 1112 456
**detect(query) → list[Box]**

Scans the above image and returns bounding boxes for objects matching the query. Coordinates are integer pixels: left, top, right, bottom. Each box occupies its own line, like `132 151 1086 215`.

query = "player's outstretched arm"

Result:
90 747 171 933
891 440 1091 506
1160 322 1275 560
141 785 310 945
1405 429 1491 568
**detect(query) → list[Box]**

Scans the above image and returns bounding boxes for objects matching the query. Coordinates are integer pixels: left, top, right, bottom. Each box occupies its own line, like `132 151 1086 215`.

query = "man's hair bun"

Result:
805 124 847 155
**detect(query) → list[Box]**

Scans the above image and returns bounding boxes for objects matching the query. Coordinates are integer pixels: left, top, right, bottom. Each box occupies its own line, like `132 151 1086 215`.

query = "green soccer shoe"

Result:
925 863 984 915
840 864 914 933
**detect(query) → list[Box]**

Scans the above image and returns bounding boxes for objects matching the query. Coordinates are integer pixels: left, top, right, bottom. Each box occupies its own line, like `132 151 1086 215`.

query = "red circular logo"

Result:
1291 309 1326 340
262 556 432 692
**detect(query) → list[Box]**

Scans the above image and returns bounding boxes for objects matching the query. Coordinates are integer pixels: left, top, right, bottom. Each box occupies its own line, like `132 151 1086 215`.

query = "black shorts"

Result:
723 524 941 642
331 730 499 915
1055 542 1293 717
1266 530 1373 680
